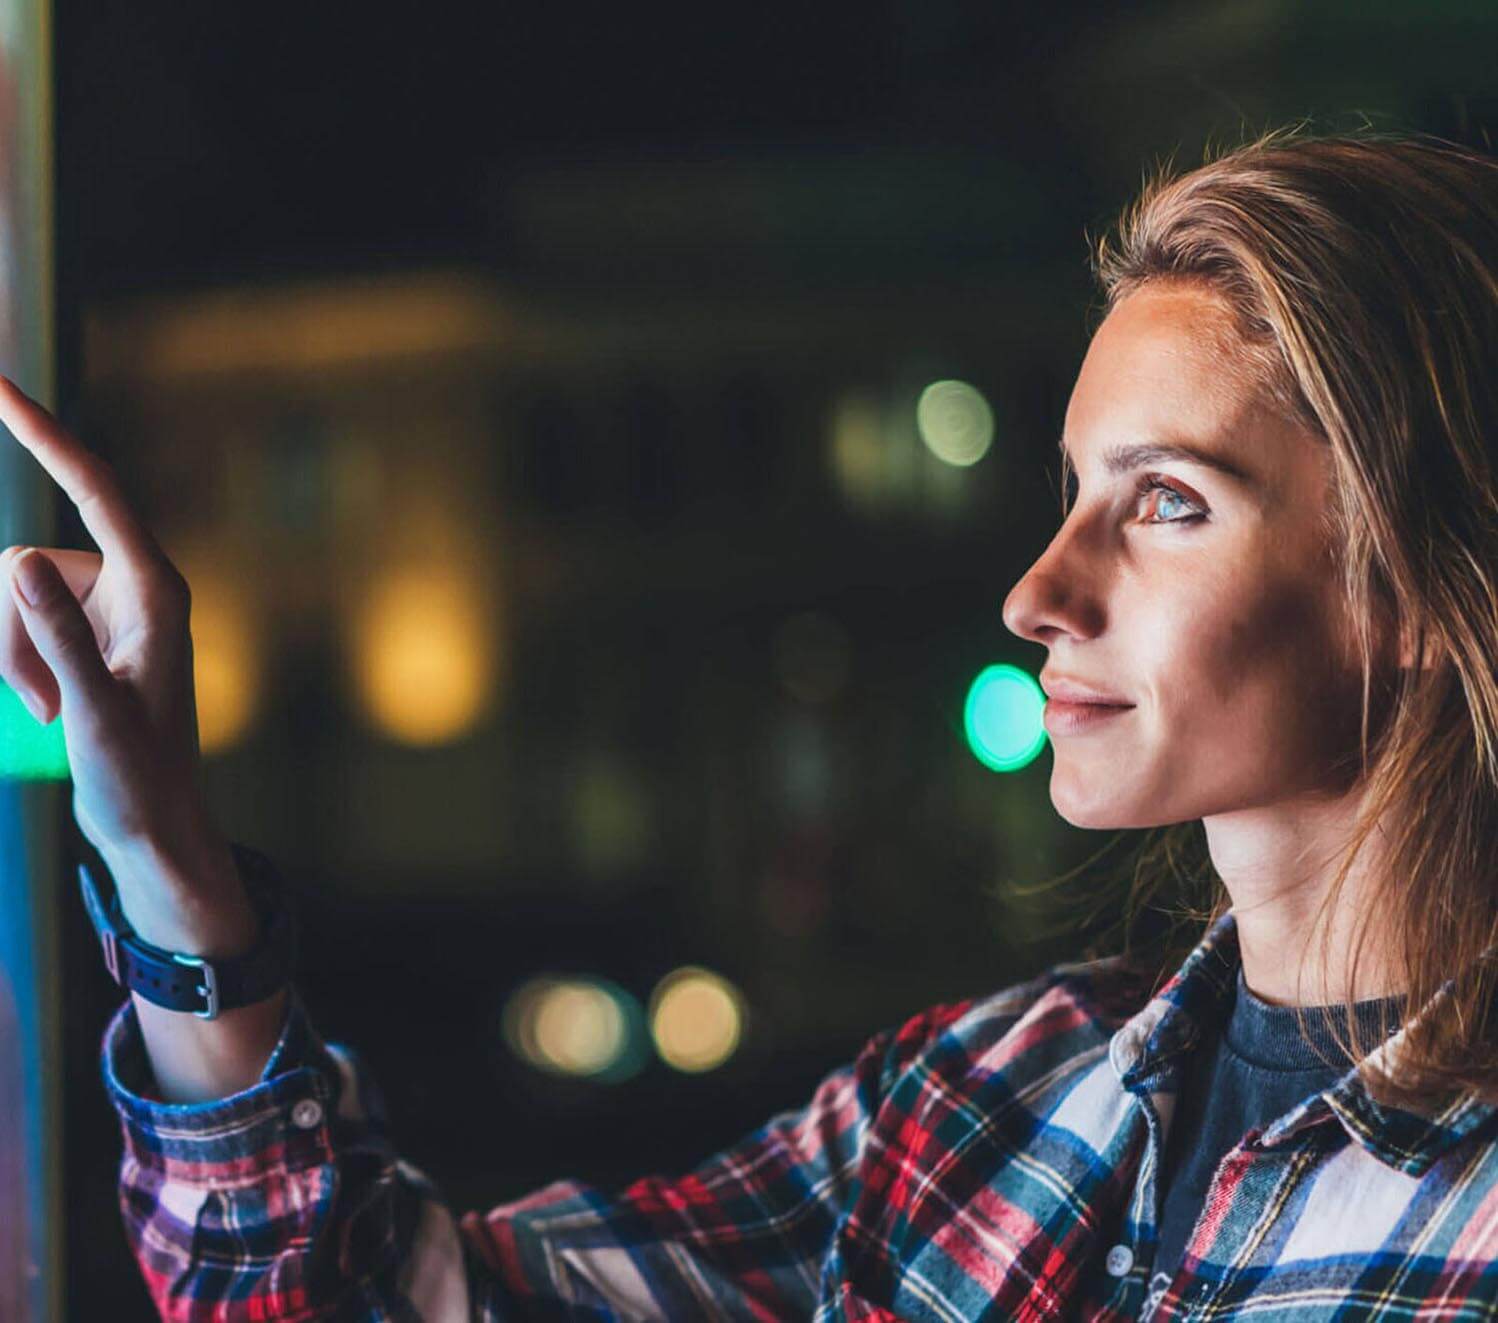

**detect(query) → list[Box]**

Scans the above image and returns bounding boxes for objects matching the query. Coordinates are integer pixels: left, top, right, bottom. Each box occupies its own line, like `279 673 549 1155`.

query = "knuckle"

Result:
0 545 31 575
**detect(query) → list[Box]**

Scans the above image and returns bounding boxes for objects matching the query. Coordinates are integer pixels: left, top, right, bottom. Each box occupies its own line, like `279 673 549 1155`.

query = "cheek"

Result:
1142 571 1365 783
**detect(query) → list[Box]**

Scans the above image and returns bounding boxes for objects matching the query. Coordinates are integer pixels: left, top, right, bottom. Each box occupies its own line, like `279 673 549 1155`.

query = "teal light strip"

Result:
0 687 68 782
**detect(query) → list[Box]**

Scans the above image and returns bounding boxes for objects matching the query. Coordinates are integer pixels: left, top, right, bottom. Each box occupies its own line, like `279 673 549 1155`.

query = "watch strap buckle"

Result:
77 845 291 1020
170 952 221 1020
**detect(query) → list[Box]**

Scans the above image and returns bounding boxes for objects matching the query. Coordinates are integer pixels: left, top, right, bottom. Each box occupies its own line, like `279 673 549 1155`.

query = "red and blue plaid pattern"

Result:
103 906 1498 1319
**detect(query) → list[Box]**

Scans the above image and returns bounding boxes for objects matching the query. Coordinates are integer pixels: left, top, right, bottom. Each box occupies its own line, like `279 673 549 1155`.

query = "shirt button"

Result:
1105 1244 1134 1277
291 1099 324 1129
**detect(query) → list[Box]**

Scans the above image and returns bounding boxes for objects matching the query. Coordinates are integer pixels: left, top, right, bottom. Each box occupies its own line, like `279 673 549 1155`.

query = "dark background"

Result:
47 1 1498 1315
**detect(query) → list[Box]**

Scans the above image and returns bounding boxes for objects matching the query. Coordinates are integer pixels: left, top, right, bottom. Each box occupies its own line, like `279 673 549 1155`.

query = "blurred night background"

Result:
33 0 1498 1315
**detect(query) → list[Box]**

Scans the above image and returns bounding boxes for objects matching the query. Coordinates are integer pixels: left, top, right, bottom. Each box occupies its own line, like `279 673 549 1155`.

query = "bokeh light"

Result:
770 710 834 823
349 554 497 747
502 975 648 1082
649 966 747 1074
963 663 1047 772
568 746 656 881
177 550 265 756
828 388 894 513
916 380 994 467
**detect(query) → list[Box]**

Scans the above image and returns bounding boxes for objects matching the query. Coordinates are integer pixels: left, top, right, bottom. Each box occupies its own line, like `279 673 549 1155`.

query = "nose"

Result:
1001 566 1050 644
1001 525 1101 645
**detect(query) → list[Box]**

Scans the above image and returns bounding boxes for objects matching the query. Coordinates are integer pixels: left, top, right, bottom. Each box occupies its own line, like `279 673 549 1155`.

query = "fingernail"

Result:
12 548 45 606
19 689 46 723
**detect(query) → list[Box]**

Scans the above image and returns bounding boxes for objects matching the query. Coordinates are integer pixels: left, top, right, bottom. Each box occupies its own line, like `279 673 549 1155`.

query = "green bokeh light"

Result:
916 379 995 467
963 664 1047 773
0 686 69 781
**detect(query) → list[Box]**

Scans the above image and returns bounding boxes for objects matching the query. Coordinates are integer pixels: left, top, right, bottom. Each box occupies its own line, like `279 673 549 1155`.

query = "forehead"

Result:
1065 284 1272 454
1061 284 1336 505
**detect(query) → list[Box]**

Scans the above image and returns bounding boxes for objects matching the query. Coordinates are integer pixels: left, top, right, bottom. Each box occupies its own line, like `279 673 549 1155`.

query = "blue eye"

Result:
1134 473 1205 526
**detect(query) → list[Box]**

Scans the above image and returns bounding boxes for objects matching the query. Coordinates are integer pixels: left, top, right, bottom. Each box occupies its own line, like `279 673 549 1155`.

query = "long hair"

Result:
1023 122 1498 1109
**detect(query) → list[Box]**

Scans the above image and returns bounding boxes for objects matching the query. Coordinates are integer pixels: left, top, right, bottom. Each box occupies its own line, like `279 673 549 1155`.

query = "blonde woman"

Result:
6 124 1497 1318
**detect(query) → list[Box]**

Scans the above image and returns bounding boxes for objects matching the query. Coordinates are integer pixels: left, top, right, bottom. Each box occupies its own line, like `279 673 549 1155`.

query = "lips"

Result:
1038 674 1134 707
1042 699 1134 735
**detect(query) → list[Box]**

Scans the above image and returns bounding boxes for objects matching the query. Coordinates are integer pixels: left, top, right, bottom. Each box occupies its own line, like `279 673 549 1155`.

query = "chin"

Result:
1051 797 1129 830
1056 807 1146 831
1049 778 1170 831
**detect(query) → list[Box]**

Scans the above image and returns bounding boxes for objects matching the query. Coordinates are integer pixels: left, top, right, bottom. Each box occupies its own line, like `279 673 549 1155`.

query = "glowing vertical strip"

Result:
0 0 59 1315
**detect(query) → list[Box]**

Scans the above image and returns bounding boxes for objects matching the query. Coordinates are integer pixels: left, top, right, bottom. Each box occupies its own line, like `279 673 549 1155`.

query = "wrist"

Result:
99 827 261 961
80 832 299 1023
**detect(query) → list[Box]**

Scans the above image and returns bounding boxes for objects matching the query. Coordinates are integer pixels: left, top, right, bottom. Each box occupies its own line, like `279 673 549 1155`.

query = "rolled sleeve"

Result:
100 986 459 1319
100 985 352 1183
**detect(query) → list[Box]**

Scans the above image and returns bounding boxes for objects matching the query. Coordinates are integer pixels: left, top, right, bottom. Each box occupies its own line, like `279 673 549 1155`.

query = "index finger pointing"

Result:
0 374 172 582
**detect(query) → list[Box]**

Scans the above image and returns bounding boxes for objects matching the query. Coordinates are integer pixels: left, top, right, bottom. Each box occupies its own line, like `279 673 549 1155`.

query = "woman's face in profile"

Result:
1002 282 1369 830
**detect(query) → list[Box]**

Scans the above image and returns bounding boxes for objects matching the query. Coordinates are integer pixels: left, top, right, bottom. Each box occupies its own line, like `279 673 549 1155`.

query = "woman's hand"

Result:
0 374 216 858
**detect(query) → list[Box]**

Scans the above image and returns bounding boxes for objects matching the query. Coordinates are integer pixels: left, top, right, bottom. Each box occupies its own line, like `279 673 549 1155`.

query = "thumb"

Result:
8 548 114 710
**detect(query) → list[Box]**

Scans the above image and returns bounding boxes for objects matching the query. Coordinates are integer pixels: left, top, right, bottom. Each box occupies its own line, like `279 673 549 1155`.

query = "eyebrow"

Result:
1057 436 1257 486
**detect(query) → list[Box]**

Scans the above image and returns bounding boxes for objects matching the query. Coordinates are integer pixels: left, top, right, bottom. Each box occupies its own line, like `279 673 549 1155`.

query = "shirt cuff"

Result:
100 984 349 1185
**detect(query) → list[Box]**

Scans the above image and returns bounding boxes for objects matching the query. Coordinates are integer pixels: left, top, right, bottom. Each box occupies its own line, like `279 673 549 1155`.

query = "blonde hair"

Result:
1020 122 1498 1109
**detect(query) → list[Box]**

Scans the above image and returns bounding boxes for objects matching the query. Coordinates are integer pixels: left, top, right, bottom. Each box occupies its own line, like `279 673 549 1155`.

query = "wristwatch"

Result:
77 840 299 1020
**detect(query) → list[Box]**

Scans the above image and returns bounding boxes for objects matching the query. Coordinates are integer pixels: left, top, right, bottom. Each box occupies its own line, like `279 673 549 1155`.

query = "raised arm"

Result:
0 377 1001 1317
0 374 291 1103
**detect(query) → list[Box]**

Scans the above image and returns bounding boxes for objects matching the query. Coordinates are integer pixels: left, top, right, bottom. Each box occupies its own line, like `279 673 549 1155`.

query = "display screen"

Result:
0 0 57 1316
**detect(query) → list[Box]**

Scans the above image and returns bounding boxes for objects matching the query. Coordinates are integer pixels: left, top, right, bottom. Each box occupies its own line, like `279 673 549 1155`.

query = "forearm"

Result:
103 827 291 1104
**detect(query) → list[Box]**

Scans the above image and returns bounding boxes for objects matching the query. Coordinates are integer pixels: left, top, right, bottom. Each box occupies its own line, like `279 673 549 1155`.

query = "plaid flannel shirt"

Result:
103 892 1498 1320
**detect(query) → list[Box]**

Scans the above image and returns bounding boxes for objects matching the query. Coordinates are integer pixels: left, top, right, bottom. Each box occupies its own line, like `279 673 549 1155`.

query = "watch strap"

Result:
78 841 299 1020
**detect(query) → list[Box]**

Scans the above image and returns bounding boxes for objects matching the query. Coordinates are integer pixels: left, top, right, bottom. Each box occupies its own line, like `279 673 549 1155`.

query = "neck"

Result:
1203 793 1403 1007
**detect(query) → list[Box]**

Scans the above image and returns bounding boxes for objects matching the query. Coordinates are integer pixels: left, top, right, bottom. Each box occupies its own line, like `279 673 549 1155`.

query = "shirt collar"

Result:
1106 909 1497 1176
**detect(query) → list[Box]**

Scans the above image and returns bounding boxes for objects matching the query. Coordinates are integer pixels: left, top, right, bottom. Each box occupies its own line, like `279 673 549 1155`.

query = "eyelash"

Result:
1061 471 1208 526
1132 473 1205 526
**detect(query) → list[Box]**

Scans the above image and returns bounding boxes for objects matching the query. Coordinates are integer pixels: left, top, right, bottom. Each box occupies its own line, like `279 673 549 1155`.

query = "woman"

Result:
6 123 1497 1318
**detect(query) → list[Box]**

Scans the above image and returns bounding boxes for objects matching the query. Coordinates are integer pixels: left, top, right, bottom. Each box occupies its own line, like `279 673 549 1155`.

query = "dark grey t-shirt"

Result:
1149 967 1405 1294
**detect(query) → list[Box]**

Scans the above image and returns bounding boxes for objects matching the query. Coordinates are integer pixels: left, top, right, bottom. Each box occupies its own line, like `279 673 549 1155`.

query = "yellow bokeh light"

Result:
504 977 629 1077
175 548 265 757
350 556 496 746
829 390 887 511
649 966 746 1074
